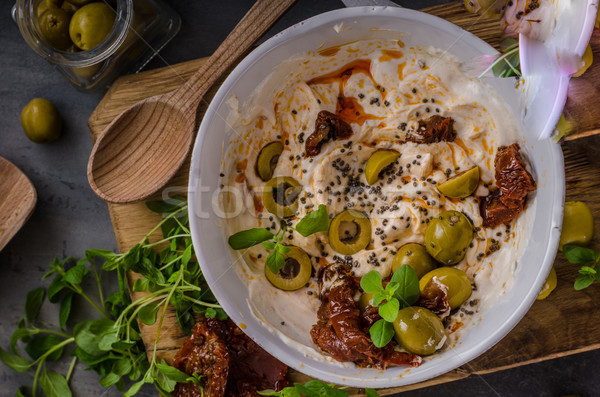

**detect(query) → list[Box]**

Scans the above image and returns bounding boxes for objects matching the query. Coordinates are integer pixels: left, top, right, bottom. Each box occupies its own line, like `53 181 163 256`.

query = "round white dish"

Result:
188 6 564 388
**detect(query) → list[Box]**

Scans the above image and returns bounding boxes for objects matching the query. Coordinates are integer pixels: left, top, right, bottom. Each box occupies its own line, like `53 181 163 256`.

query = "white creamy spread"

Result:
219 39 534 364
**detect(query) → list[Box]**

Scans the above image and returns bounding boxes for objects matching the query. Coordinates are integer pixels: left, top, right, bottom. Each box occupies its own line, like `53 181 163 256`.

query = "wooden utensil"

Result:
87 0 297 203
0 157 36 251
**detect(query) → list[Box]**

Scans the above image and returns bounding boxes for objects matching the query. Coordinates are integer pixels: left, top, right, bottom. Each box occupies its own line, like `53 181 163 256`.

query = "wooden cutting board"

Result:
88 2 600 395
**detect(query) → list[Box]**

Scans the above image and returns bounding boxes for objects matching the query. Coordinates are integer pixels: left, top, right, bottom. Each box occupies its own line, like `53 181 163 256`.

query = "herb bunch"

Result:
479 38 521 79
228 204 330 273
563 244 600 290
360 265 420 348
0 197 222 397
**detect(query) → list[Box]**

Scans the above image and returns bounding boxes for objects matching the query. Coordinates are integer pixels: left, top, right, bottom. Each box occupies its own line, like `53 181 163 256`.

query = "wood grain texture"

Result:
0 157 36 251
88 2 600 395
87 0 297 204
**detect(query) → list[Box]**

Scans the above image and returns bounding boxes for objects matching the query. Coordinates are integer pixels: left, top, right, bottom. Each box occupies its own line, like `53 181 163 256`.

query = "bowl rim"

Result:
189 6 565 388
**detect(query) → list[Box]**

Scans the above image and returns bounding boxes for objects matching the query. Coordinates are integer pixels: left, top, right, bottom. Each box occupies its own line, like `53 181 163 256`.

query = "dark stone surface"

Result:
0 0 596 396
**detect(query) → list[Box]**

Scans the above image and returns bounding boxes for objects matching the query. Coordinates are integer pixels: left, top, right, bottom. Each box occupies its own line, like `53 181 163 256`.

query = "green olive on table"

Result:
425 210 473 265
392 243 436 279
559 201 594 251
364 149 399 185
393 306 445 355
419 267 471 309
536 267 557 300
328 210 371 255
69 2 116 51
262 176 302 218
38 6 73 50
437 166 480 198
21 98 62 143
265 246 312 291
256 141 283 182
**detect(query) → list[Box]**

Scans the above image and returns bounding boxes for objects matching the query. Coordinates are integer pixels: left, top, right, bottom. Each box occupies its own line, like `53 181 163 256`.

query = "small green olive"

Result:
559 201 594 251
328 210 371 255
425 210 473 265
364 150 399 185
419 267 472 309
265 246 312 291
437 166 480 198
21 98 62 143
255 142 283 182
393 306 445 355
38 6 73 50
69 2 116 51
536 267 557 300
392 243 436 279
262 176 302 218
61 1 79 14
357 292 375 312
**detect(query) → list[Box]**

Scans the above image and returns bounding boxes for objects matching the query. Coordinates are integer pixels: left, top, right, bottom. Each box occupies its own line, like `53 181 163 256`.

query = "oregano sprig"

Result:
563 244 600 290
228 204 329 274
360 265 420 348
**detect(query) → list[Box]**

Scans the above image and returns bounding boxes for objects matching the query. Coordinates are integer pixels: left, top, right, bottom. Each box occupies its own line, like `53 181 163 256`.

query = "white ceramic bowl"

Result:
188 7 564 388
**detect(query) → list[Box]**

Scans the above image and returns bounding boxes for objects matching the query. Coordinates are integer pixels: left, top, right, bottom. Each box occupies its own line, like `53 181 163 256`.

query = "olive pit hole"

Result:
279 258 301 279
273 182 300 206
339 220 360 243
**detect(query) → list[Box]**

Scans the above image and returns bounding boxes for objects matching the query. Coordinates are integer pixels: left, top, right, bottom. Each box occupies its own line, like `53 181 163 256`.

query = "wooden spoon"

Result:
88 0 297 203
0 157 36 251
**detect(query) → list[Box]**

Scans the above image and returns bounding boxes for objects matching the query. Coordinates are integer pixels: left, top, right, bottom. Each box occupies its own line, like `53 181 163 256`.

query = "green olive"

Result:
61 1 79 14
328 210 371 255
255 142 283 182
559 201 594 251
437 166 480 198
357 292 375 312
425 210 473 265
419 267 471 309
38 6 73 50
536 267 557 300
44 0 64 8
262 177 302 218
392 243 436 279
69 2 116 51
21 98 62 143
72 62 103 79
393 306 445 355
364 150 399 185
265 246 312 291
36 1 51 18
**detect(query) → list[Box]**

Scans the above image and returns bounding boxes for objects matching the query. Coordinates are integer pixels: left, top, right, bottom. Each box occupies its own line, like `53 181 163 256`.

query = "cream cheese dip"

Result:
218 38 535 364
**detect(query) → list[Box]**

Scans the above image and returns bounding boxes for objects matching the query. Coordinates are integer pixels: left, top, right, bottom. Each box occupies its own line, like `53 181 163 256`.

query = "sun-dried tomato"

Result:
305 111 353 156
407 115 456 143
495 143 536 205
480 189 525 228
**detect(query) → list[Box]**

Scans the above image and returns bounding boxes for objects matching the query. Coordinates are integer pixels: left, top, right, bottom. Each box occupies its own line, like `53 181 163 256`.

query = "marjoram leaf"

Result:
24 287 45 325
369 319 395 348
228 228 274 250
295 204 329 237
378 298 400 323
360 271 383 294
266 251 285 274
563 244 599 264
391 264 420 308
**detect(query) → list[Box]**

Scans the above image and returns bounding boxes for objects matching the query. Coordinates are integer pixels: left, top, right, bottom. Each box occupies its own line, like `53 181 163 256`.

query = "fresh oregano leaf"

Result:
266 250 285 274
365 389 380 397
369 318 395 348
575 274 596 290
59 292 73 330
295 204 329 237
10 328 38 354
275 244 291 254
262 241 276 250
391 264 420 308
47 275 66 303
16 386 27 397
138 303 160 326
74 319 115 357
99 372 122 388
360 271 383 294
563 244 598 264
39 371 72 397
0 348 33 372
24 334 63 361
378 298 400 323
228 228 274 250
155 361 190 383
24 287 45 324
132 278 150 292
63 260 90 285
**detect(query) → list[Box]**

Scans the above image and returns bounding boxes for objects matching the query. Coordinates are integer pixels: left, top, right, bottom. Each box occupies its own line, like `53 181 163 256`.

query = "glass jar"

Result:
12 0 181 91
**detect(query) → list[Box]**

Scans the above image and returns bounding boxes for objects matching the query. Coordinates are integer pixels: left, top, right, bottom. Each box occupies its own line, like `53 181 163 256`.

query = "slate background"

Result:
0 1 596 396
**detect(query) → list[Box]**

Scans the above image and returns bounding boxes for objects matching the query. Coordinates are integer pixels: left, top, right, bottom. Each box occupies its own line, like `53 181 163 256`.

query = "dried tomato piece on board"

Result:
495 143 536 204
172 319 230 397
407 115 456 143
305 111 353 156
480 189 525 228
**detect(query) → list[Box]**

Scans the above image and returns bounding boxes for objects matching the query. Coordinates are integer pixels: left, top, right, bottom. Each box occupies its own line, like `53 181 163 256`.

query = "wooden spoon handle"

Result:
173 0 297 113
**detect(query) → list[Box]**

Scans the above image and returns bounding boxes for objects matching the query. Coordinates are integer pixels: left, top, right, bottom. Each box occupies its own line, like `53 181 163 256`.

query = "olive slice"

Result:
392 243 436 278
425 210 473 265
437 166 480 198
559 201 594 251
393 306 445 355
328 210 371 255
256 141 283 182
419 267 472 309
262 176 302 218
265 246 312 291
364 150 400 185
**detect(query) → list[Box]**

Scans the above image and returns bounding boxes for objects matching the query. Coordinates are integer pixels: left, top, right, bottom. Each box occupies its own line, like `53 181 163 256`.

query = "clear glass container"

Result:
12 0 181 91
